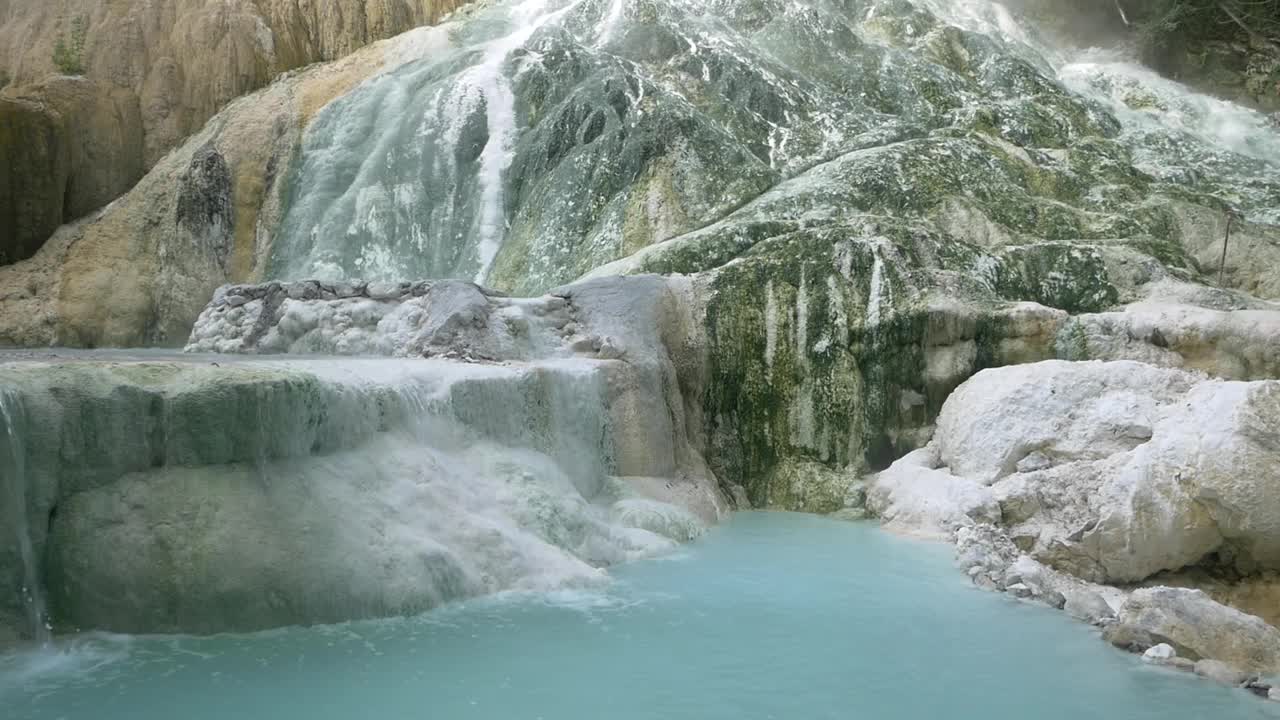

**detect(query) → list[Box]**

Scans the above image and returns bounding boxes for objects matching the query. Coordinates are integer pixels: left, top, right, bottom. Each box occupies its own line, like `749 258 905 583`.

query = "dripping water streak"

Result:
597 0 626 47
866 250 885 329
0 390 50 646
469 0 587 284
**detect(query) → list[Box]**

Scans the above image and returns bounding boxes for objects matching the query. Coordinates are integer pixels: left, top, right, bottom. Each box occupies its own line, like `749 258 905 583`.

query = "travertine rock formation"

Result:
0 23 456 347
0 0 469 263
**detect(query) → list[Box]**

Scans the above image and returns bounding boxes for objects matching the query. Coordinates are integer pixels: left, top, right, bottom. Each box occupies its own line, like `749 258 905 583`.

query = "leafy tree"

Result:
52 15 88 76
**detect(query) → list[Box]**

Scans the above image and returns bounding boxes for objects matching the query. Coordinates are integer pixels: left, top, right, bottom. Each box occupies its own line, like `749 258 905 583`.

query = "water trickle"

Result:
866 247 886 329
596 0 626 47
269 0 1280 295
270 0 590 286
0 389 50 646
469 0 585 282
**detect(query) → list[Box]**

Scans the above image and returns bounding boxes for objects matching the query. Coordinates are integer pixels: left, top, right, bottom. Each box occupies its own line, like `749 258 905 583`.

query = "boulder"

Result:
935 360 1196 485
1102 623 1160 654
1064 590 1115 624
1118 588 1280 674
1143 643 1176 663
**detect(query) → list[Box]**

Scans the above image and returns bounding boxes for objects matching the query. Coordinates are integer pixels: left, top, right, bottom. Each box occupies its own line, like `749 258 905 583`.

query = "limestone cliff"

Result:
0 0 469 264
0 23 457 347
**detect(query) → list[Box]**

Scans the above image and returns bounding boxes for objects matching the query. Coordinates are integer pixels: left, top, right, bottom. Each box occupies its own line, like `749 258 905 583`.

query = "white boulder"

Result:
1143 643 1176 663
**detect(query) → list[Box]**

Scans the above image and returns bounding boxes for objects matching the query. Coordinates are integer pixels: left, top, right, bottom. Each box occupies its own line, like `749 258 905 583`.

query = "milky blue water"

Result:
2 513 1275 719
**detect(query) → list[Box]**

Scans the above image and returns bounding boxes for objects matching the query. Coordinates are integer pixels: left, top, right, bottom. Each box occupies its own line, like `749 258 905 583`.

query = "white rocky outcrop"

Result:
863 358 1280 680
866 446 999 540
887 360 1280 584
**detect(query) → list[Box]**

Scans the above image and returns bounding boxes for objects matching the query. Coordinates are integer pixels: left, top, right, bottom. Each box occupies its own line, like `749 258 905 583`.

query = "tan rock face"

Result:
0 26 454 347
0 0 467 264
0 94 66 265
0 76 146 265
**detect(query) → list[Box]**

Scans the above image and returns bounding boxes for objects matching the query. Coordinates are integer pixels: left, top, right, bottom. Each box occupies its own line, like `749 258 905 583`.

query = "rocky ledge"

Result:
185 278 637 363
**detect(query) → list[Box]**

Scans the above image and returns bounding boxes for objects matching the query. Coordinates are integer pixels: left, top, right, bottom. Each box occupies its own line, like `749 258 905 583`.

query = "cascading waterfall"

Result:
0 389 49 646
921 0 1279 221
268 0 1278 299
468 0 587 282
1058 52 1280 224
269 0 591 285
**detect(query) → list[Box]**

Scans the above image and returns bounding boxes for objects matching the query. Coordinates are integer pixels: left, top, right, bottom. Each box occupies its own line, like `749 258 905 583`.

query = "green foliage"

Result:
1132 0 1280 50
52 15 88 76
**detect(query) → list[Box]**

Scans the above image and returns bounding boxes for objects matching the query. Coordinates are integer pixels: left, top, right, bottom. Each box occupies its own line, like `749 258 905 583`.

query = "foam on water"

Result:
3 514 1276 719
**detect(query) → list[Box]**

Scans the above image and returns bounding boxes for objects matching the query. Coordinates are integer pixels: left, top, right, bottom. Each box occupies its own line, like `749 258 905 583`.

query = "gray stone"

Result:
1119 587 1280 674
285 281 321 301
1103 623 1158 654
1015 451 1052 473
1040 590 1067 610
1064 590 1115 624
843 481 868 510
597 336 626 361
1245 680 1272 698
1193 659 1250 687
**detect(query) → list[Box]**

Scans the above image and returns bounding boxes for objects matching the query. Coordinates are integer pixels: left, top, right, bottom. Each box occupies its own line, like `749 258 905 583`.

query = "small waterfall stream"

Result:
0 357 712 641
0 389 49 646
